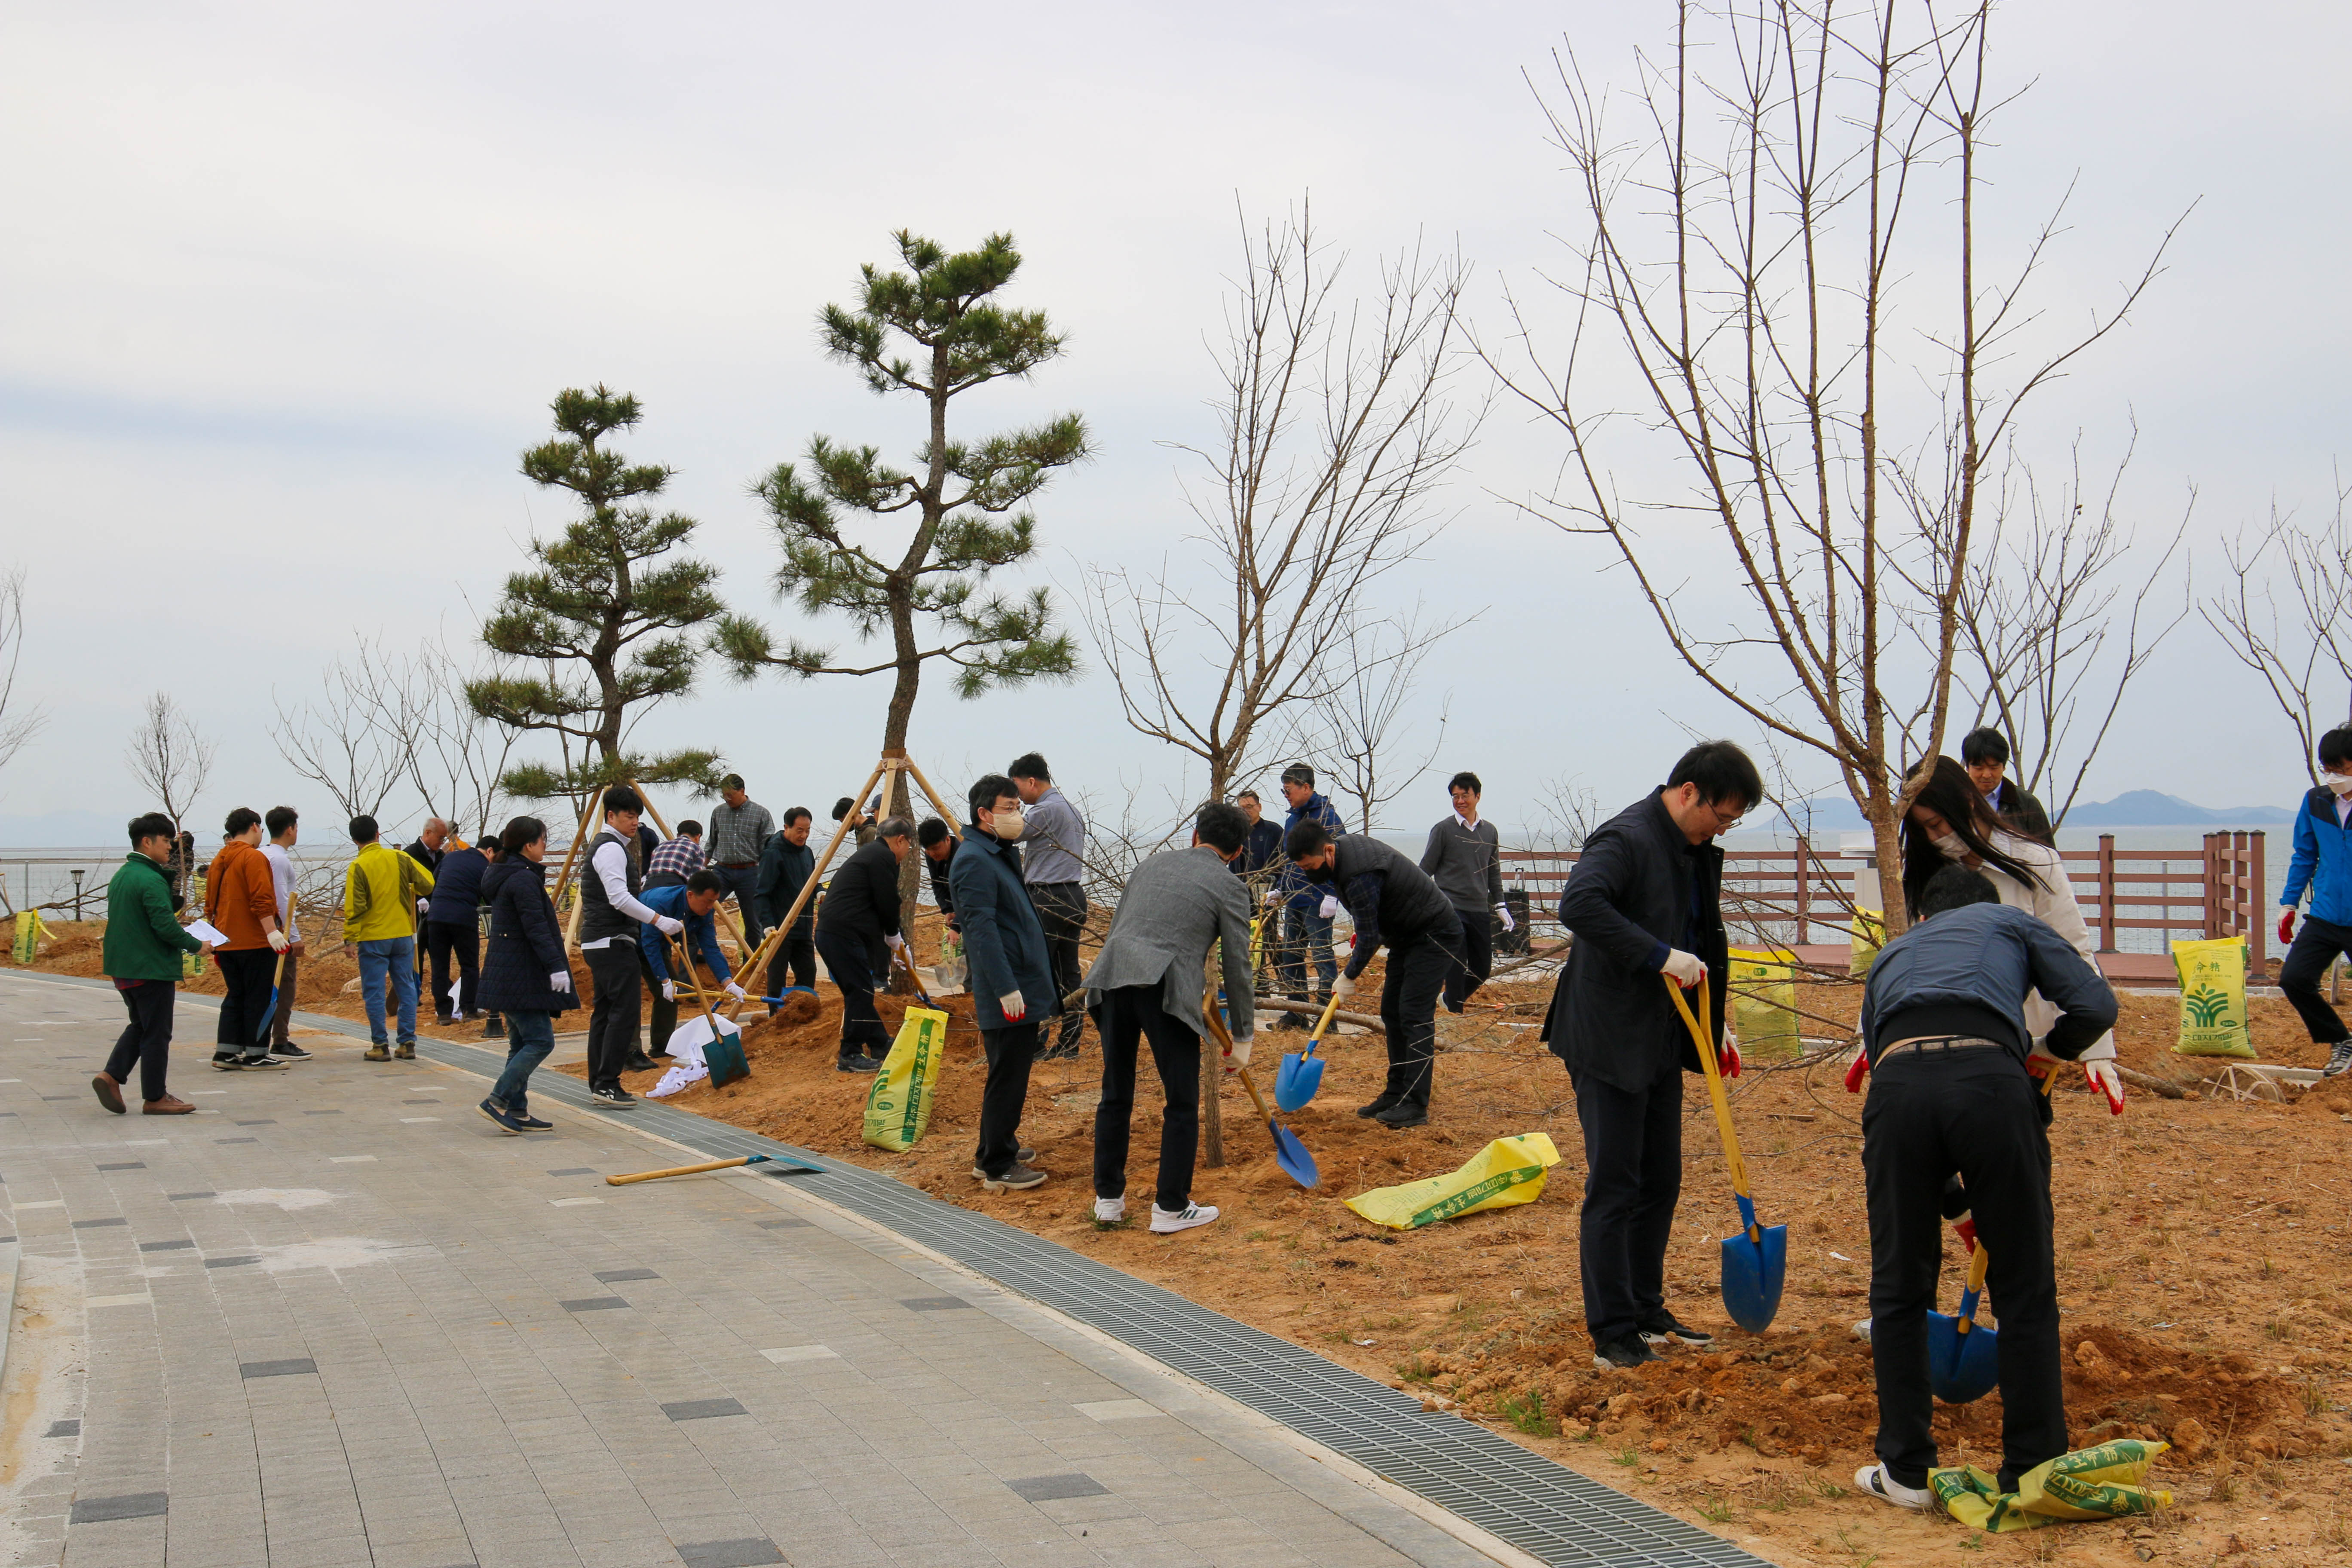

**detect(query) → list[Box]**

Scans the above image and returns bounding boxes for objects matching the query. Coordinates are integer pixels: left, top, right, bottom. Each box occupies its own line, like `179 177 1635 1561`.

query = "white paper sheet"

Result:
185 919 229 945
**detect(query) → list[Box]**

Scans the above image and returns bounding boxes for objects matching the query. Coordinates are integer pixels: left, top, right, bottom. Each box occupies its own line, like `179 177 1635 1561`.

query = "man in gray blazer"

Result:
1082 802 1256 1234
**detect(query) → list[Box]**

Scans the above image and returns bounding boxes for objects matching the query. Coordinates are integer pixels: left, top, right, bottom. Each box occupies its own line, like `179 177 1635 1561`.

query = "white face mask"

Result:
990 803 1026 840
1932 832 1970 861
2326 775 2352 797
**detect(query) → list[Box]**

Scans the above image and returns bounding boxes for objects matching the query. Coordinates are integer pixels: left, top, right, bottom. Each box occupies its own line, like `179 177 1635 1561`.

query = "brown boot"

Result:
91 1073 126 1114
142 1095 196 1115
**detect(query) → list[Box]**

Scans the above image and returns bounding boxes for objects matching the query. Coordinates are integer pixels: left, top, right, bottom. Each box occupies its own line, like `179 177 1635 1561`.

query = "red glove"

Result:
1844 1050 1871 1093
1720 1037 1742 1078
1954 1216 1978 1254
2281 908 2297 946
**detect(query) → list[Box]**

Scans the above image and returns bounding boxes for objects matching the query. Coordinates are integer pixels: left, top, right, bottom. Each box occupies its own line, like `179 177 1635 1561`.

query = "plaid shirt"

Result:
647 835 706 881
707 799 775 865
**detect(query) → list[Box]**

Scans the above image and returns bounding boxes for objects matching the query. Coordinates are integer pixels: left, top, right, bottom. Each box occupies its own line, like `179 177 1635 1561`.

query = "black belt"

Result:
1878 1035 2006 1059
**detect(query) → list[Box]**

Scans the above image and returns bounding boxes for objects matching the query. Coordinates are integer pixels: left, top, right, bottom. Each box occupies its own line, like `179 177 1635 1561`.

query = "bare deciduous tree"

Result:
125 692 214 888
1298 606 1458 837
1947 433 2189 826
2202 475 2352 783
0 566 43 779
1482 2 2177 935
403 636 520 841
1082 200 1482 806
270 636 416 824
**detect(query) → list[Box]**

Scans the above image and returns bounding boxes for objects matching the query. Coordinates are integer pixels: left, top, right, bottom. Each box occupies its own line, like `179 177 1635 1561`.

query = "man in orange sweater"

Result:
205 807 289 1070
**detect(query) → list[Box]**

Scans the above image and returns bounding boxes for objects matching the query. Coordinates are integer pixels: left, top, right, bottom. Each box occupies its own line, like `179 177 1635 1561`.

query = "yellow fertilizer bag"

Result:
1931 1439 2172 1533
1847 908 1885 978
1345 1133 1562 1231
1727 947 1800 1058
2171 936 2254 1058
12 910 51 964
181 947 205 980
862 1004 950 1152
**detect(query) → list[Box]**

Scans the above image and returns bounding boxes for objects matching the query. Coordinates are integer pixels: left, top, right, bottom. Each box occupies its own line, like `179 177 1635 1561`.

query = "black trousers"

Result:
817 928 889 1060
1379 925 1463 1109
582 941 642 1090
269 952 300 1047
1093 985 1200 1211
1027 882 1088 1053
1863 1046 2065 1492
424 919 479 1018
108 980 176 1102
977 1020 1041 1178
214 948 277 1054
639 948 677 1057
2281 916 2352 1044
766 927 816 1000
1441 906 1494 1012
1573 1058 1684 1344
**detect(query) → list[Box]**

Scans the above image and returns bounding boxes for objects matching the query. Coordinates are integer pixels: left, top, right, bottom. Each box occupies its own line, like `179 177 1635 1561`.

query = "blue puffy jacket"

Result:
426 843 493 925
2283 786 2352 927
1272 791 1346 913
635 883 733 986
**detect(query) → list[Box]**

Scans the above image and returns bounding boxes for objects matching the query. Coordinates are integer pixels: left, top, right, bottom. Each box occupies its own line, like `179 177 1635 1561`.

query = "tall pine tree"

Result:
716 230 1089 832
469 386 726 808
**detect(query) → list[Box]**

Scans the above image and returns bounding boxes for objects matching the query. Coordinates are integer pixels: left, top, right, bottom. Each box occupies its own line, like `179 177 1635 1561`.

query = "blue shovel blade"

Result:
1274 1048 1325 1112
1928 1293 2001 1404
1721 1219 1788 1334
1270 1121 1320 1188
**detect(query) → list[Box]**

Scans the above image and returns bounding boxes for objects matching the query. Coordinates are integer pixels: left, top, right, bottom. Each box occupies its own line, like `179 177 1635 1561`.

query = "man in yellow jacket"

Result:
341 813 434 1061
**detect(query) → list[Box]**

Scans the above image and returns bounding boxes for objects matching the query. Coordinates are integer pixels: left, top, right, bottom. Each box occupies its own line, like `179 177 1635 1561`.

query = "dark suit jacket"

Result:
1991 779 2055 842
1541 790 1726 1092
816 839 902 950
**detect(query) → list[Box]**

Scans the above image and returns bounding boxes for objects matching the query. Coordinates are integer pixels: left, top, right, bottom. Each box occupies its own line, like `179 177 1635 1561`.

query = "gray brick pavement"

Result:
0 974 1510 1568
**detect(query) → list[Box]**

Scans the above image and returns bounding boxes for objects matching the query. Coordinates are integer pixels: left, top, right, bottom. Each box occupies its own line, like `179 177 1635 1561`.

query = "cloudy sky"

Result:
3 2 2346 845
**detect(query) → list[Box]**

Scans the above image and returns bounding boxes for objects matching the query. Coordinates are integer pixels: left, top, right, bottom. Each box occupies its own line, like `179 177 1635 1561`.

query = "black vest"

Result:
577 827 642 944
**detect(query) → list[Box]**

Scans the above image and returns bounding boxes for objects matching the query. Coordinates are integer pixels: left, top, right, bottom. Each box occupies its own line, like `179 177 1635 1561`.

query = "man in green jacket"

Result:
92 812 209 1115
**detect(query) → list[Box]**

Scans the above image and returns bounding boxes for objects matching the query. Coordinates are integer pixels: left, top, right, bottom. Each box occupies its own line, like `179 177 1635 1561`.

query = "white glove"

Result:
886 932 908 951
1228 1031 1253 1068
723 981 747 1002
2084 1059 2126 1115
549 970 572 993
1318 894 1339 919
1262 888 1282 906
661 980 676 1001
655 915 685 937
1332 974 1357 1000
267 929 289 952
416 897 431 916
1495 903 1514 934
1660 948 1704 987
999 990 1027 1022
2024 1037 2062 1081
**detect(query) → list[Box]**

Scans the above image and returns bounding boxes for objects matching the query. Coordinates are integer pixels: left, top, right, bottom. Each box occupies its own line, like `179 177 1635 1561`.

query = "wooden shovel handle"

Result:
606 1156 751 1186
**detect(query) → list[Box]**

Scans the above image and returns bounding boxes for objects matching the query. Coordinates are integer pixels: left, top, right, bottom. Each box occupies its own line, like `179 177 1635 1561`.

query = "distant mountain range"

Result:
1770 788 2296 832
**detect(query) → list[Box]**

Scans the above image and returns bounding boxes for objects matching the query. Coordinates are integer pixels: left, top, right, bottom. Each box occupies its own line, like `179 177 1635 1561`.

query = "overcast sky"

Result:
3 2 2346 846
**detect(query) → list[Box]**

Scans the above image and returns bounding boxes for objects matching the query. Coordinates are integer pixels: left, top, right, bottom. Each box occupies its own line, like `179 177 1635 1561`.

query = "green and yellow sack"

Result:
862 1004 950 1152
1727 946 1801 1059
1931 1439 2172 1532
1847 908 1885 979
1344 1134 1562 1231
12 910 51 964
181 947 205 980
2171 936 2254 1058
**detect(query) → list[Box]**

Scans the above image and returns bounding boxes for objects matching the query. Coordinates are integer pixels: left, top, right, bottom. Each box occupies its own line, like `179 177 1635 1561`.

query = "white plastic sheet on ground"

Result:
646 1013 738 1098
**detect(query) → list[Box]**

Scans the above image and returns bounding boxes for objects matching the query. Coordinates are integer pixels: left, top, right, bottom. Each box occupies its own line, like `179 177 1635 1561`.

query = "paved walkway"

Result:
0 972 1507 1568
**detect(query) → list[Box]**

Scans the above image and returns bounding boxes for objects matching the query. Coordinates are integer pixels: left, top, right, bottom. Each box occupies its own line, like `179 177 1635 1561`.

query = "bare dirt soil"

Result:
18 916 2352 1566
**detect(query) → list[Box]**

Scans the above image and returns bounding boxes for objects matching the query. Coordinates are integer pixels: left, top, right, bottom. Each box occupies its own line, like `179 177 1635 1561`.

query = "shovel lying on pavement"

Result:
1928 1238 2000 1403
1274 994 1342 1112
1668 976 1786 1333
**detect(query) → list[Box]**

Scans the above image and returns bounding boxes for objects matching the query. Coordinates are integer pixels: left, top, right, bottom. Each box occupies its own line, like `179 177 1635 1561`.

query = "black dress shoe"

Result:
1373 1102 1428 1130
624 1053 657 1073
1356 1093 1400 1119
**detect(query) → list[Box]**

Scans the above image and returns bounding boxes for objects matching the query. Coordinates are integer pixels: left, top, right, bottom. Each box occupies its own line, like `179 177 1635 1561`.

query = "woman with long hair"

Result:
1896 756 2123 1110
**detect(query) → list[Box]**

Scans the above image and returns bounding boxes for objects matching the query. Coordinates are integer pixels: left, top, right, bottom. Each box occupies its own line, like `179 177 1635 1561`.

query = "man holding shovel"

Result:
1080 802 1255 1234
635 869 747 1057
1851 863 2117 1510
1545 741 1759 1370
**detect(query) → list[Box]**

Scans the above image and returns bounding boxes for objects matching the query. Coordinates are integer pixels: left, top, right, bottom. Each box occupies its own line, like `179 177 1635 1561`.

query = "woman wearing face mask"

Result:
1898 755 2124 1114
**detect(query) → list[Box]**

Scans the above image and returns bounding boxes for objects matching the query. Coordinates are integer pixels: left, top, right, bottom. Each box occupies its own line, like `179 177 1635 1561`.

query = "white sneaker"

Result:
1093 1197 1126 1223
1150 1203 1218 1234
1855 1464 1934 1510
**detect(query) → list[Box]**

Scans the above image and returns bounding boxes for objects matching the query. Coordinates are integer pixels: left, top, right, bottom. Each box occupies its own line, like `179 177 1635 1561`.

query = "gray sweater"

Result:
1419 814 1505 914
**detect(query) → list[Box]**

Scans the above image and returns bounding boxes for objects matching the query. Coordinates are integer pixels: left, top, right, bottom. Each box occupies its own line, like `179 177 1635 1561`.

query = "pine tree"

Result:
716 230 1089 821
468 386 726 808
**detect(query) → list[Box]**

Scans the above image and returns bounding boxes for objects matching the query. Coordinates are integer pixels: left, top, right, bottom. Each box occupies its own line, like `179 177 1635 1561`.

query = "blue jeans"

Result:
356 935 419 1044
488 1011 556 1116
1275 908 1337 1002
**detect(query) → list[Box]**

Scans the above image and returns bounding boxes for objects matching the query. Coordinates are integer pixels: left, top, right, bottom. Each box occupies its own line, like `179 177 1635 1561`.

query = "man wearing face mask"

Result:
2280 726 2352 1076
1544 741 1758 1370
951 773 1059 1191
1281 818 1464 1129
